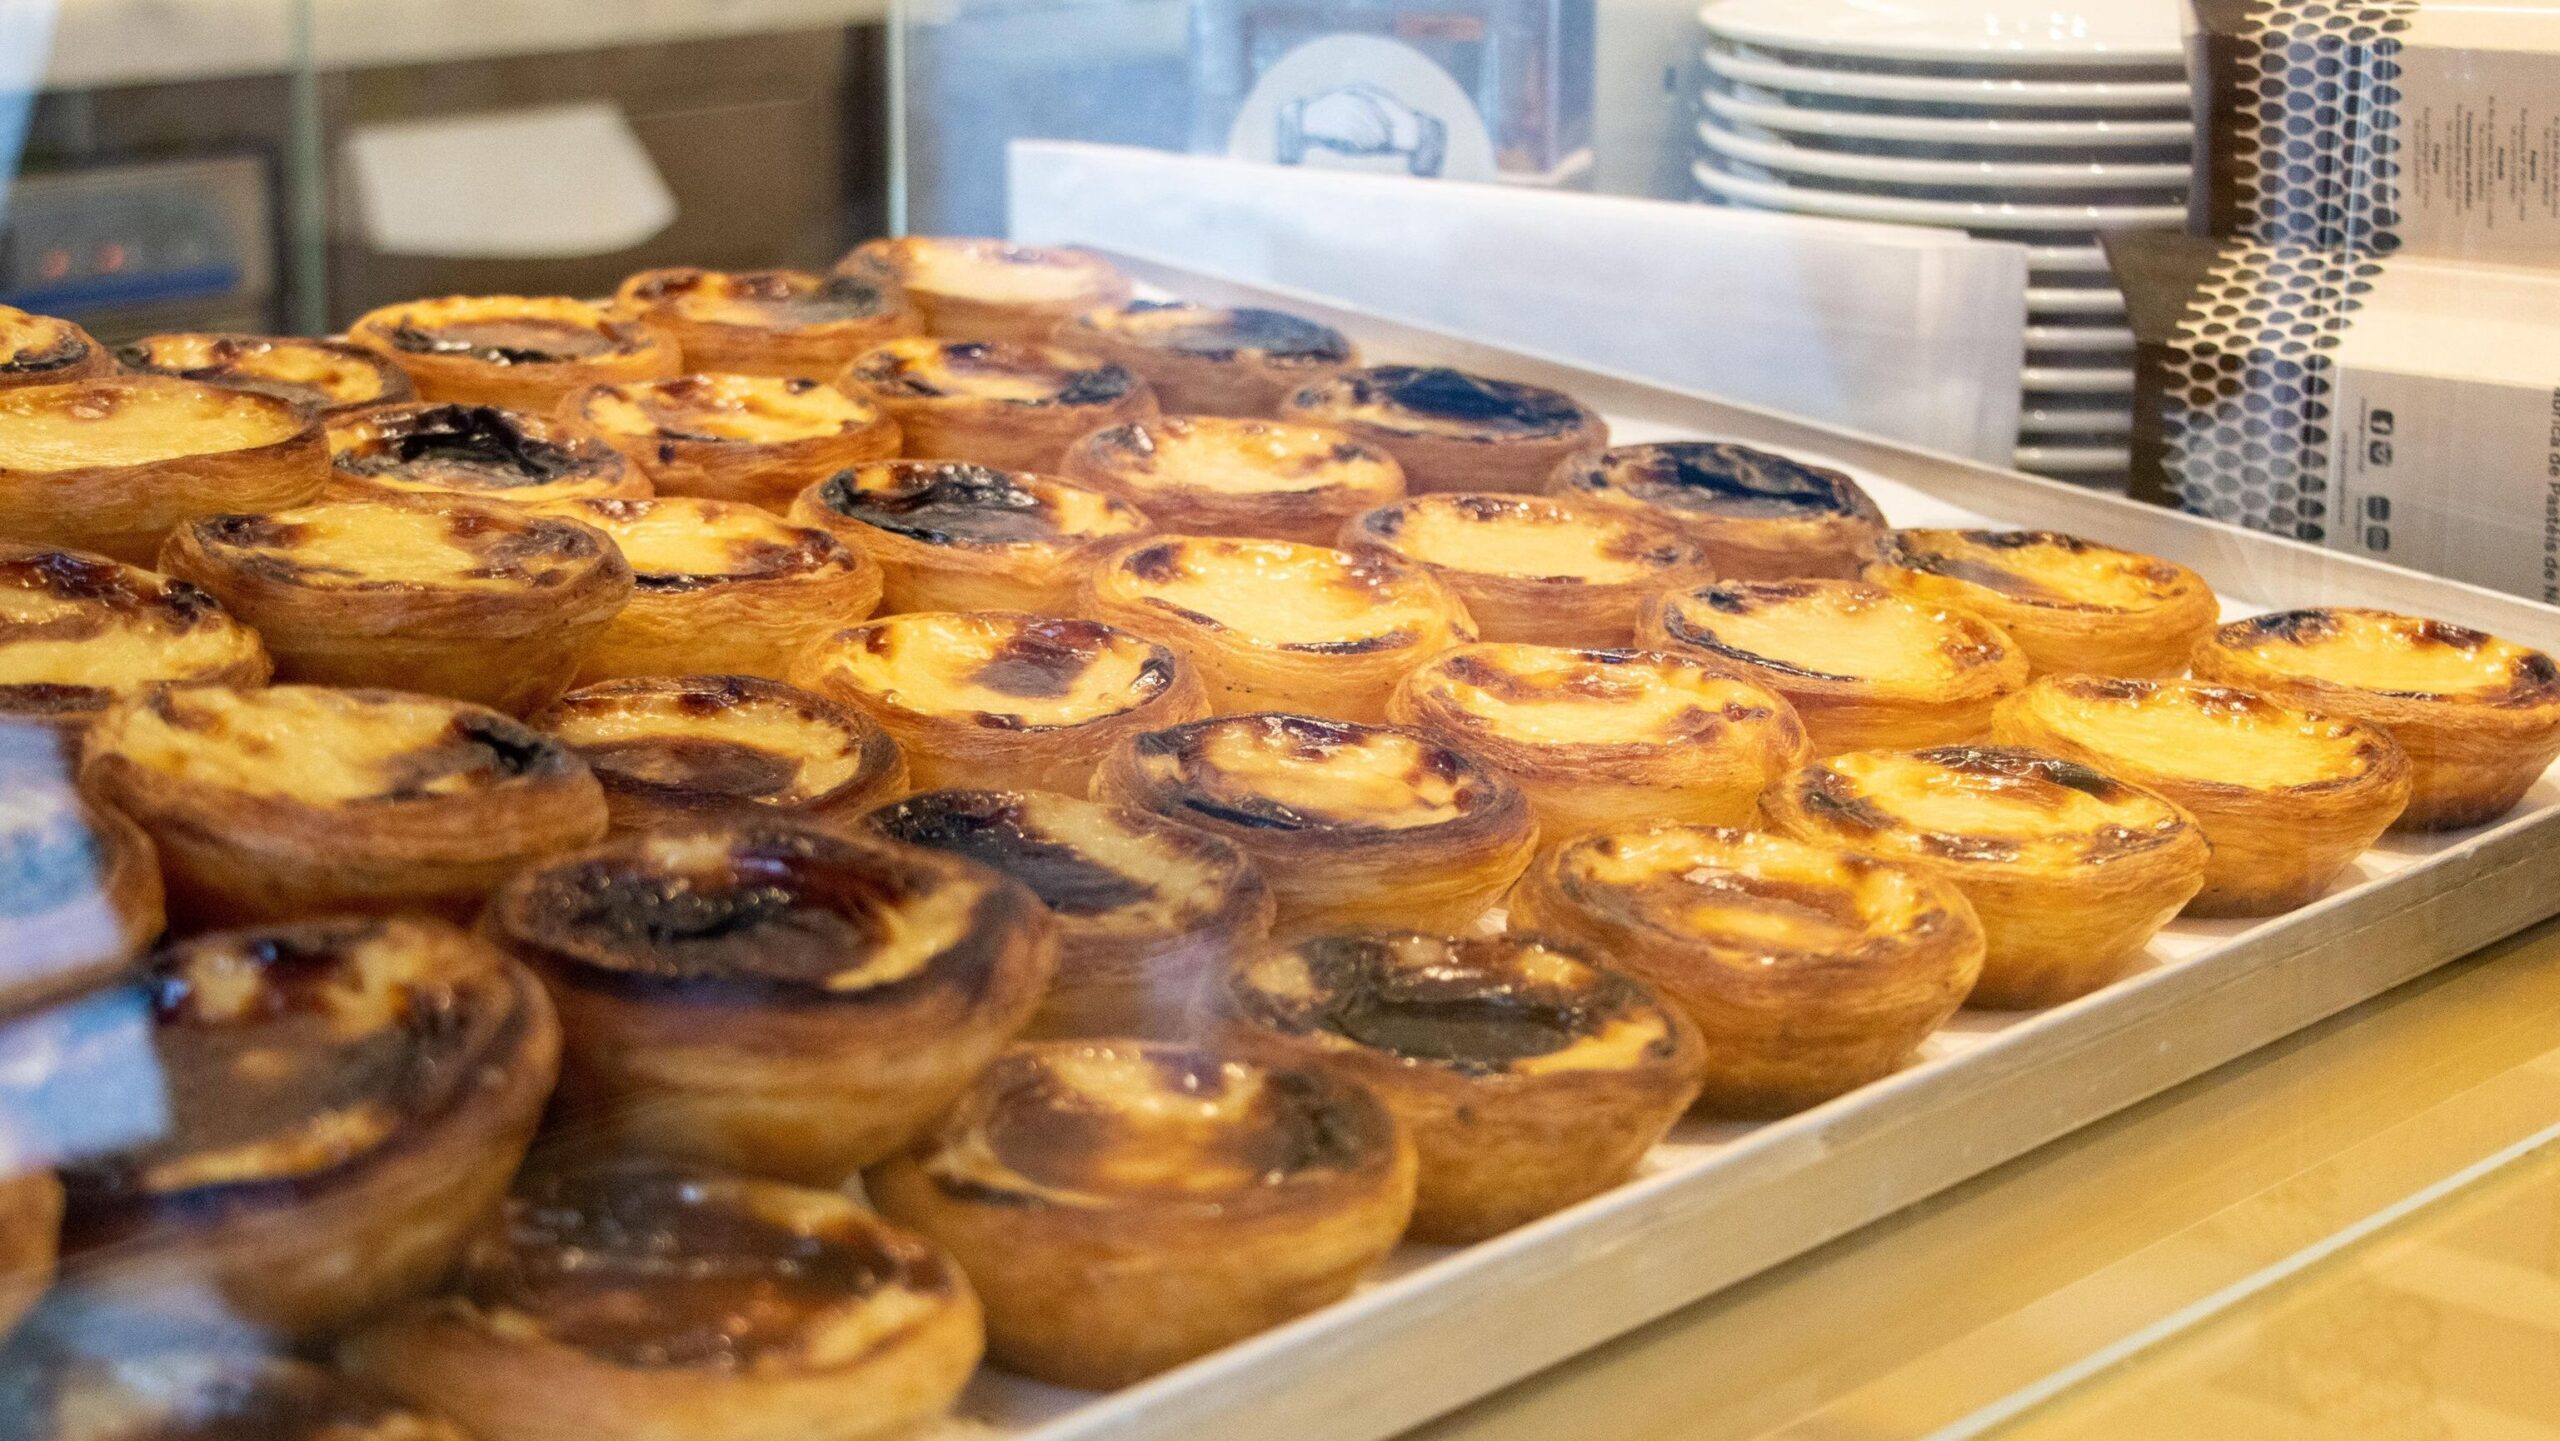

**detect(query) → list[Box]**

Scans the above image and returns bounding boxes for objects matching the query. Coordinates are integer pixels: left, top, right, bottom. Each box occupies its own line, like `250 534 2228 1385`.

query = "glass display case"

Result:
4 3 2560 1439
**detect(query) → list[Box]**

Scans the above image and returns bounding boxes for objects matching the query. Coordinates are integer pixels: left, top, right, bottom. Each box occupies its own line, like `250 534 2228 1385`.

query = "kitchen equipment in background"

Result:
0 155 276 339
1689 0 2192 491
1191 0 1594 188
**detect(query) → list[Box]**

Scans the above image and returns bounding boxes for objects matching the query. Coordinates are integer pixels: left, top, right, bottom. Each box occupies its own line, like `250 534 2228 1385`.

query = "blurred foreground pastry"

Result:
0 543 270 742
1389 643 1808 836
844 236 1130 346
614 265 923 376
1095 712 1535 936
15 1353 475 1441
348 294 678 412
1641 579 2026 754
1554 442 1886 580
159 494 633 714
1510 825 1982 1114
1060 413 1404 545
1056 300 1357 416
323 401 647 506
55 916 558 1339
1994 675 2411 916
1282 365 1605 494
84 684 607 926
790 459 1148 614
869 1041 1413 1388
2191 607 2560 831
537 674 906 836
1764 746 2207 1009
1342 493 1712 646
1084 535 1473 723
793 610 1204 794
0 1168 59 1345
568 372 902 511
0 376 325 565
346 1157 981 1441
862 788 1274 1038
1217 930 1704 1241
531 495 879 684
1865 529 2219 679
119 332 415 415
838 336 1155 472
486 825 1055 1184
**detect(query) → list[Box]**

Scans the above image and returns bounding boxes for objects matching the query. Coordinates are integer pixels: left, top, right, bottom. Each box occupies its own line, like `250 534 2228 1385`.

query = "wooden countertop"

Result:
1403 915 2560 1441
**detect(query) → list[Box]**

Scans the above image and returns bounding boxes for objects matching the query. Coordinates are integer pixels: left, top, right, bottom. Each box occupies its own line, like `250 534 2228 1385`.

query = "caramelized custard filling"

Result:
582 374 877 444
1102 538 1450 650
546 677 880 805
1078 417 1389 495
1088 302 1352 363
1131 714 1488 833
827 613 1174 727
389 316 618 365
1798 745 2190 865
0 378 304 469
1413 646 1781 747
2220 608 2560 704
0 548 253 695
1317 366 1584 438
1661 581 2007 689
2033 677 2388 788
628 269 903 328
118 334 401 412
1580 442 1875 520
846 340 1135 405
332 405 611 489
1880 530 2195 612
189 501 615 592
1244 935 1634 1071
814 463 1140 549
0 306 92 374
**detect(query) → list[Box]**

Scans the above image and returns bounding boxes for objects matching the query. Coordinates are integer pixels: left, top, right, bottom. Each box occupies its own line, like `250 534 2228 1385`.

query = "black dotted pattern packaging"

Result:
2114 229 2560 605
2193 0 2560 264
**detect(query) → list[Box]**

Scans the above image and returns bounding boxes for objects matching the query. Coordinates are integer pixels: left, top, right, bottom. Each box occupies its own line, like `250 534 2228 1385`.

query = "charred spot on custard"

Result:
1348 366 1583 437
0 549 225 626
1798 768 1896 832
1108 303 1352 364
967 618 1148 701
1273 935 1623 1074
338 405 599 486
1601 443 1869 519
1923 744 2130 802
1119 541 1189 585
866 792 1158 916
2 329 89 374
817 463 1062 547
386 315 614 366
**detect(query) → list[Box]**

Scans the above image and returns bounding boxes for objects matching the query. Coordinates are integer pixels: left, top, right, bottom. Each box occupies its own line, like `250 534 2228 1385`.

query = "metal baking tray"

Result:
941 260 2560 1441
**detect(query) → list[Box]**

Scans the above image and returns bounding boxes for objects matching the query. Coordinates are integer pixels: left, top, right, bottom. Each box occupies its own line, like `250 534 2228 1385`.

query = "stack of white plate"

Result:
1690 0 2193 489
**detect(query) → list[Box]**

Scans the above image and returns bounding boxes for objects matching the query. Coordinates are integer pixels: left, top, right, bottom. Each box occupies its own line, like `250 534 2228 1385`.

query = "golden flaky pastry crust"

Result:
614 266 923 378
568 373 901 511
348 294 679 412
1054 301 1357 417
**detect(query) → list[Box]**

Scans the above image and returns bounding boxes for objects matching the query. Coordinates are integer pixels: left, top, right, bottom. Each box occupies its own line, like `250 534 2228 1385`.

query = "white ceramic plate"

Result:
2023 404 2134 436
1697 118 2190 188
1702 45 2192 108
2023 364 2136 393
1703 86 2195 146
2027 284 2127 313
1693 159 2186 229
1699 0 2183 67
2015 442 2133 470
2025 323 2136 352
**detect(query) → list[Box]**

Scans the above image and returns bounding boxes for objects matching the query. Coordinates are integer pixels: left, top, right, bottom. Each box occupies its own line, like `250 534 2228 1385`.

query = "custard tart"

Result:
1641 580 2028 755
348 295 680 412
1508 824 1984 1114
861 788 1274 1039
0 1168 59 1344
868 1041 1413 1389
1055 301 1358 417
159 494 634 715
1279 365 1606 495
1341 493 1712 646
1992 675 2411 916
836 337 1156 472
794 611 1205 795
54 915 558 1339
0 376 327 565
567 373 902 511
2191 608 2560 831
324 401 648 506
1553 442 1888 581
843 236 1131 346
1387 643 1808 837
345 1157 982 1441
486 825 1056 1185
1763 746 2208 1009
1059 414 1404 545
1864 529 2220 679
1083 535 1475 724
1093 712 1536 937
788 459 1149 615
0 741 163 1014
82 684 608 926
0 305 110 388
536 675 906 837
0 543 270 740
1215 931 1704 1242
118 332 416 415
530 496 880 685
15 1353 476 1441
613 265 923 377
